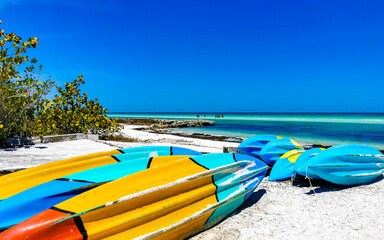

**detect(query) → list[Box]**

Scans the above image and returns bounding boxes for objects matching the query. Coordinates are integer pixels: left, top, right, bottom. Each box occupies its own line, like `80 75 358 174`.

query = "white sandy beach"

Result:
1 124 383 239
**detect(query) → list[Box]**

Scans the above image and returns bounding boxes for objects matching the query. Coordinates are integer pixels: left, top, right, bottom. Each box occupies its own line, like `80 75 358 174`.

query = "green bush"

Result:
0 21 54 146
34 75 120 137
0 21 119 147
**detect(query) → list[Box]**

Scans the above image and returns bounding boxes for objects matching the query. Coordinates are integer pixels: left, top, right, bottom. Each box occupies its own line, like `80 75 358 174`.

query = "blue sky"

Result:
1 0 383 112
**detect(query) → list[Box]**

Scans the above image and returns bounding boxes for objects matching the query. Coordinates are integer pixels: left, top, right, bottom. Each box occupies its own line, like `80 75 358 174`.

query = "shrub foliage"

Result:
0 21 54 146
35 75 119 136
0 21 118 147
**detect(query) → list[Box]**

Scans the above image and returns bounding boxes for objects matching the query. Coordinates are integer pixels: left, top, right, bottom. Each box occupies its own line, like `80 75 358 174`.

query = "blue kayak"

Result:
308 144 384 185
259 138 304 166
294 148 325 179
238 135 280 159
269 150 305 181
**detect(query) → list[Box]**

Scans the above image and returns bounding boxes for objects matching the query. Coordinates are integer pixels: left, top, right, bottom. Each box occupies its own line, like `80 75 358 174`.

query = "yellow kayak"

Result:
0 146 201 200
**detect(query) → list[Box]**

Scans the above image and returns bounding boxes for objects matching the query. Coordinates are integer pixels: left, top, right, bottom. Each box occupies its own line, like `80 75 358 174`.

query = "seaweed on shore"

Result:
99 134 141 142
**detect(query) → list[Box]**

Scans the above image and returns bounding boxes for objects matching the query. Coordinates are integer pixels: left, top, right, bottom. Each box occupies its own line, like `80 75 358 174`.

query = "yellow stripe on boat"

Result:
59 157 219 240
138 187 252 240
85 173 216 239
55 157 208 213
0 150 121 199
289 139 304 150
280 149 304 163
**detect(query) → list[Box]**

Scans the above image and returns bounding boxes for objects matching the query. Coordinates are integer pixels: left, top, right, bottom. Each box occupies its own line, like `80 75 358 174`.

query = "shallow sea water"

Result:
108 113 384 149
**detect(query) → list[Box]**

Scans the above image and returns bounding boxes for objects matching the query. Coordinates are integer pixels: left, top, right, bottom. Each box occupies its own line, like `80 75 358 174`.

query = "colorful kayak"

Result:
269 150 304 181
259 138 304 166
294 148 325 179
0 155 195 231
308 145 384 185
1 153 268 240
0 146 200 200
238 135 281 159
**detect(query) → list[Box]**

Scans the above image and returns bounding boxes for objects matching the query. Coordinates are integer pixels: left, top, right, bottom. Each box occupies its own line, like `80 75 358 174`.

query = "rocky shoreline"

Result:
117 118 215 129
147 119 214 129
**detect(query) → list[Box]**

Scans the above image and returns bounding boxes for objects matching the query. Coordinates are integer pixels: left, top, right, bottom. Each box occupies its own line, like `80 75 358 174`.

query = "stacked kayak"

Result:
0 146 268 239
239 135 384 186
0 146 200 201
238 135 281 159
239 135 304 180
259 138 304 166
269 149 305 181
294 148 325 179
0 146 201 232
304 144 384 185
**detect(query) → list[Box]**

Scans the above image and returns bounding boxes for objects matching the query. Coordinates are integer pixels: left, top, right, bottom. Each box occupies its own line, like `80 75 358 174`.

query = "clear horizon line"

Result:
107 112 384 114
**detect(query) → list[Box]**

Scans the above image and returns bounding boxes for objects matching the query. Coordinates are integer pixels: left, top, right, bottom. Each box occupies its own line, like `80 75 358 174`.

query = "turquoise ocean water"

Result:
108 113 384 149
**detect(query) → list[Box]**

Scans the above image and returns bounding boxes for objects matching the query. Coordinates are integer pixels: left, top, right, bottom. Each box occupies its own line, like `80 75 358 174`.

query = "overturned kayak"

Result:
0 146 200 200
259 138 304 166
238 135 281 159
0 155 195 231
294 148 325 179
269 150 305 181
1 153 268 240
308 145 384 185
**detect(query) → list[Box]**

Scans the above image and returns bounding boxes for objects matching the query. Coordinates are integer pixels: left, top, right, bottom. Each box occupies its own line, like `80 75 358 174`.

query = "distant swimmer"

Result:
222 114 224 118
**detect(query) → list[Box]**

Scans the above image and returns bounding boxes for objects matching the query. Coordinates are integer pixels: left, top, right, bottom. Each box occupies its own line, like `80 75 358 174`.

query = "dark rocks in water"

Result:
309 143 333 149
116 118 215 129
147 119 215 130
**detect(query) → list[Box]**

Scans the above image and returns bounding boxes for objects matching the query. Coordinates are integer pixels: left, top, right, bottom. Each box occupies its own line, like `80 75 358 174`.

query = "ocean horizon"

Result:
108 113 384 149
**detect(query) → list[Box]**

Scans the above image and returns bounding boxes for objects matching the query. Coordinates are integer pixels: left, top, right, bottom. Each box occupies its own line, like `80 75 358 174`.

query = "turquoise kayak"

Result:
269 150 305 181
294 148 325 179
308 145 384 185
238 135 280 159
259 138 304 166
